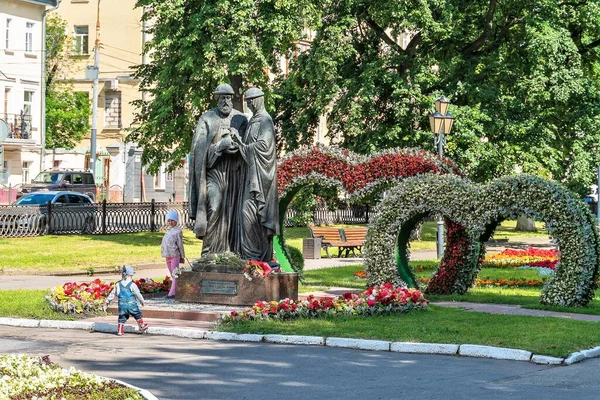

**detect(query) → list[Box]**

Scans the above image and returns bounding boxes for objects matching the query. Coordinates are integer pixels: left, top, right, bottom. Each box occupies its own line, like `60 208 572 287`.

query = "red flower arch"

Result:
274 145 463 275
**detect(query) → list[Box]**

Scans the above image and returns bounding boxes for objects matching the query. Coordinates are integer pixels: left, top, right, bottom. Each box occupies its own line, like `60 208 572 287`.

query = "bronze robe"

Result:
238 109 279 261
189 108 247 256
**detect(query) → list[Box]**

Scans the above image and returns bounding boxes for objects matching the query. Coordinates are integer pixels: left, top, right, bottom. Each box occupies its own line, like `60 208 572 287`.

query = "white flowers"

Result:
0 355 108 399
364 173 600 307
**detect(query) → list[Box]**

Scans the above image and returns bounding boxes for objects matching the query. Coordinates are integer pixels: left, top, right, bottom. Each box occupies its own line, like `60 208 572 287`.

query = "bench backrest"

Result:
309 226 343 241
341 227 368 242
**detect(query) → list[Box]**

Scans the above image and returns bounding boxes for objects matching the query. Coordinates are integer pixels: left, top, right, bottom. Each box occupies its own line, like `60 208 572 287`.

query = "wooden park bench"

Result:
309 226 345 258
309 226 368 258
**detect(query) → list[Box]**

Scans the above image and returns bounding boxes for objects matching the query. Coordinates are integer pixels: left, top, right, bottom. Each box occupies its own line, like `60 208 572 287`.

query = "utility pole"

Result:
89 0 101 177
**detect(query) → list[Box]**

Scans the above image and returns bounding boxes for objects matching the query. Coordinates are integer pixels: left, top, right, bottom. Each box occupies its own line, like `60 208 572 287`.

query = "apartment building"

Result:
0 0 59 188
54 0 184 202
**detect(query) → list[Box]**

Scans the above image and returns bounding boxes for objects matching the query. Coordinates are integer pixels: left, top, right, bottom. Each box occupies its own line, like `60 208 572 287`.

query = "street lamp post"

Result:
429 96 454 259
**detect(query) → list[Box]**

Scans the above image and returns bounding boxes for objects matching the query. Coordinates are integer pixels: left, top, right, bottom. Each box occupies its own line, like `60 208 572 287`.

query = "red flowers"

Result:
278 145 459 198
222 284 429 323
47 276 172 314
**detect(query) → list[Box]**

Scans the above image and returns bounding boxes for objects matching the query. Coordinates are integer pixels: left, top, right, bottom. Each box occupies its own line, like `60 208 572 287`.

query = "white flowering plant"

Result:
364 174 600 307
0 354 143 399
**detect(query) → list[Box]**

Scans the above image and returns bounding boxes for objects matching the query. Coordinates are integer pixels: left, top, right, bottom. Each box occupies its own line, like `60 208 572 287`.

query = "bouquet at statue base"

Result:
172 265 192 278
243 260 274 281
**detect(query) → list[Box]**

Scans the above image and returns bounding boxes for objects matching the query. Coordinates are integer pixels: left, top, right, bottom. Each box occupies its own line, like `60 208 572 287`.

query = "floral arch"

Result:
273 145 461 272
364 174 600 307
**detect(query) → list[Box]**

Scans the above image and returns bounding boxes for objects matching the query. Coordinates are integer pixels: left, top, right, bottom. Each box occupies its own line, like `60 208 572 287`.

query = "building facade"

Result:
50 0 185 203
0 0 59 191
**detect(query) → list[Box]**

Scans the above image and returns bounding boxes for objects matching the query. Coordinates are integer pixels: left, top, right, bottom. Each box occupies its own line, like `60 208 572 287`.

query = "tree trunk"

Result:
230 74 244 112
515 215 537 232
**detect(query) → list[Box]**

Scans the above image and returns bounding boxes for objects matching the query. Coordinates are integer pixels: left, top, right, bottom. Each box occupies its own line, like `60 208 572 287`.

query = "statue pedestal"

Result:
175 271 299 306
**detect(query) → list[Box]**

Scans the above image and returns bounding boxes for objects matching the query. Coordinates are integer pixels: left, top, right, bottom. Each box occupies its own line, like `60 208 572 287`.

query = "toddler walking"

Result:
105 265 148 336
161 210 186 298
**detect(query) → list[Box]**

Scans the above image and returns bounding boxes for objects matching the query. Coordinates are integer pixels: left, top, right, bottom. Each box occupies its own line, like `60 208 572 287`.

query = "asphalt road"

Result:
2 326 600 400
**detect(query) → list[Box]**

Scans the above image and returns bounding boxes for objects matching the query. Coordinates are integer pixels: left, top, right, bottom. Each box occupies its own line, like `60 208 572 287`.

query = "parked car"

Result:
18 170 97 201
5 191 97 234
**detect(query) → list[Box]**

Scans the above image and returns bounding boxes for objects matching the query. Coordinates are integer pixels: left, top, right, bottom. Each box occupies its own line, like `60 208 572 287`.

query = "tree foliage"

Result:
129 0 319 173
45 15 90 150
275 0 600 194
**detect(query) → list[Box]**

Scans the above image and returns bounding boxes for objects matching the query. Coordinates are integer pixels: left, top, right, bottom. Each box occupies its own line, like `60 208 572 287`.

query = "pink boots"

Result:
137 318 149 333
116 320 149 335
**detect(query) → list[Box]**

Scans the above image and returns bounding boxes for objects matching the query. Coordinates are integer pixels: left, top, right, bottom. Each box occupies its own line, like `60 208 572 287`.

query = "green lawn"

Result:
0 219 548 273
218 305 600 358
283 219 549 253
0 231 203 273
0 290 76 320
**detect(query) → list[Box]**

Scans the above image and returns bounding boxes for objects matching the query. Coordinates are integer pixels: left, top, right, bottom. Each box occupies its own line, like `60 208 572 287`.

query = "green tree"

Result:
45 15 90 149
276 0 600 194
129 0 319 173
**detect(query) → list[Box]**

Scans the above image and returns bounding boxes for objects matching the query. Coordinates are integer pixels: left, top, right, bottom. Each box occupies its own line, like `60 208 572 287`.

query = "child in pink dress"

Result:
161 210 186 298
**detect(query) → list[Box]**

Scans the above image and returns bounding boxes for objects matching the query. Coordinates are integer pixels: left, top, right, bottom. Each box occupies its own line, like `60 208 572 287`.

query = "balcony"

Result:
2 112 32 140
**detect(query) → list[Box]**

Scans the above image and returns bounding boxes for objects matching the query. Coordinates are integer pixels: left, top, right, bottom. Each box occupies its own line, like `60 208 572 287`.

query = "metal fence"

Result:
284 205 371 227
0 200 371 237
0 200 190 238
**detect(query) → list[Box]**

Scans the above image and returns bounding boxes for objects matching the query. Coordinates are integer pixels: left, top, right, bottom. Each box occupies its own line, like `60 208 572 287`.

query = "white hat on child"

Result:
165 210 179 223
122 265 135 276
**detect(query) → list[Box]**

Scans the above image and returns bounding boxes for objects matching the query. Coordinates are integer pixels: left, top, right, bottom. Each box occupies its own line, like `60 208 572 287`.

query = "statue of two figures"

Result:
188 84 279 264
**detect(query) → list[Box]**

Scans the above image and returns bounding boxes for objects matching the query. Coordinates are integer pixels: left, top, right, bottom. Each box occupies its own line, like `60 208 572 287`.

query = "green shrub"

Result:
286 245 304 274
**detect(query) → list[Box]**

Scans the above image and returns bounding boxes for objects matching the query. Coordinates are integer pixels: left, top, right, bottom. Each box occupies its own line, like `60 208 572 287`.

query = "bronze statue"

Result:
189 84 248 256
232 87 279 261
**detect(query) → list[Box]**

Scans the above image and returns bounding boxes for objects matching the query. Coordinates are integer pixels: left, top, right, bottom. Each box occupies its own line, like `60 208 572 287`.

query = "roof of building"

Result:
20 0 60 7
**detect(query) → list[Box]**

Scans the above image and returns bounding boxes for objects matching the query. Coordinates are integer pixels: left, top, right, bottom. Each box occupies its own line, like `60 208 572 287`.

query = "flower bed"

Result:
484 247 559 269
0 355 143 399
221 283 428 323
46 277 171 314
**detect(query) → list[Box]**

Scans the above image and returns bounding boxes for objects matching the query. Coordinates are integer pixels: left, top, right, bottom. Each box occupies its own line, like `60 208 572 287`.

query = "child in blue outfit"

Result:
105 265 148 336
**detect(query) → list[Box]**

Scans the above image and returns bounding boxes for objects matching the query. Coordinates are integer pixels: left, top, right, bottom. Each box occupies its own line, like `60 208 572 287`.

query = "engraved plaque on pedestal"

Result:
200 279 238 295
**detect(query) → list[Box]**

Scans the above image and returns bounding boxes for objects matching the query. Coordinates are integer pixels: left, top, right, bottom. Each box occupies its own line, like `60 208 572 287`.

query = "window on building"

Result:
23 91 34 116
154 164 166 190
25 22 34 52
22 161 30 184
5 19 11 49
104 91 122 129
73 25 89 55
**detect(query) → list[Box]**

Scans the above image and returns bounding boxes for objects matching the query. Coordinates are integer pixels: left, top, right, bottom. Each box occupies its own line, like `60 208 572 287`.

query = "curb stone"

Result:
206 332 263 342
103 377 159 400
530 355 564 365
264 334 324 346
459 345 532 361
39 320 94 330
326 337 390 351
391 342 459 355
147 327 205 339
0 318 596 366
0 318 39 328
564 352 585 365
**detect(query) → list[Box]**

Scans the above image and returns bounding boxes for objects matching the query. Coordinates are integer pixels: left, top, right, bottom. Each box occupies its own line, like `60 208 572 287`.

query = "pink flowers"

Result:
221 284 429 323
